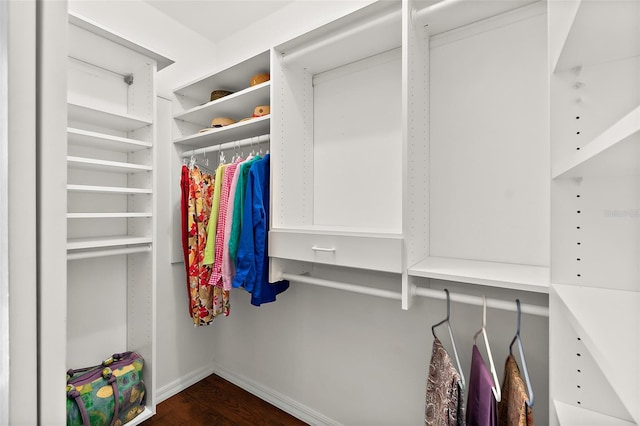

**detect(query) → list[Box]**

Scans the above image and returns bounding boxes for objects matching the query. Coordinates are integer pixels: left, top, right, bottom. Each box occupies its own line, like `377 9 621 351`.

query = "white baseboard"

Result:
156 361 342 426
210 362 343 426
155 363 216 403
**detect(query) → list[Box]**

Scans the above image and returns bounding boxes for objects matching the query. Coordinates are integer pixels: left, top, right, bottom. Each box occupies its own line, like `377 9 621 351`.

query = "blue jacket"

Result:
233 154 289 305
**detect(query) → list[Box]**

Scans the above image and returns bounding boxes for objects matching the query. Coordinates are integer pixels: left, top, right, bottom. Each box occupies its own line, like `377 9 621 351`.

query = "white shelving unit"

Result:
68 127 152 152
269 2 404 282
403 0 550 307
409 257 550 294
172 50 271 149
549 0 640 424
65 11 171 424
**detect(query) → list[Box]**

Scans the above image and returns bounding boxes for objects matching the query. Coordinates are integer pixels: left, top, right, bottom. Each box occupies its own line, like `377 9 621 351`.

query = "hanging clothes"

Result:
466 345 498 426
498 355 534 426
179 164 192 315
181 164 228 326
203 163 227 265
234 154 289 305
209 158 241 288
221 156 247 290
229 155 261 270
425 337 465 426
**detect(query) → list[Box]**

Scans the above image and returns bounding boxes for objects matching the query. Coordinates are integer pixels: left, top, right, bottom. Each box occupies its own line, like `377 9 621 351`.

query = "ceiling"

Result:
144 1 296 43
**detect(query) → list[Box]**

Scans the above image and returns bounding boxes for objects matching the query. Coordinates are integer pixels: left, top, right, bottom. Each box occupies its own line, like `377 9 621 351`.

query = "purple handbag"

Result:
66 352 146 426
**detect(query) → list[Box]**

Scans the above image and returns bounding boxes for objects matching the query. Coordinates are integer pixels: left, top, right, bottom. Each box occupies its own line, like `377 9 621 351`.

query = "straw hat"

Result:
253 105 270 117
210 90 233 101
211 117 236 127
250 73 270 86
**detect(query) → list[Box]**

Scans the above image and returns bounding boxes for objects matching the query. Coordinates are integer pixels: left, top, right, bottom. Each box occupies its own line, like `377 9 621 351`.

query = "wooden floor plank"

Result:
141 374 309 426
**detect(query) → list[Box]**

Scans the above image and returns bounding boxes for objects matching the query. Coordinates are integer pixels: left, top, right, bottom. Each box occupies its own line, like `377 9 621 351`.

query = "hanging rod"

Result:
67 245 151 261
413 286 549 317
281 273 549 317
281 273 402 301
181 134 270 158
281 8 401 64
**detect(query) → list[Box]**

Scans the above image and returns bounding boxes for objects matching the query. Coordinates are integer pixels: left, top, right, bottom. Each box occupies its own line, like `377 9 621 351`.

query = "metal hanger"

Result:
431 289 465 389
510 299 534 407
473 296 501 402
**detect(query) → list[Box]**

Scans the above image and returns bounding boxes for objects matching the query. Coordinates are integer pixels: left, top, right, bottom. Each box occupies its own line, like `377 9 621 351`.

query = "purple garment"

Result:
466 344 498 426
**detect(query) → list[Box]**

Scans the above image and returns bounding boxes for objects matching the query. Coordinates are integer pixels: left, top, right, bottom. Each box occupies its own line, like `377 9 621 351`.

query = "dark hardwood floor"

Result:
141 374 309 426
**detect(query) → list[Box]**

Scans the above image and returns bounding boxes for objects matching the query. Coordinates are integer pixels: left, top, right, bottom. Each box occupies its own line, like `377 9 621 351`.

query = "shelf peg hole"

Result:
577 369 581 373
577 353 581 357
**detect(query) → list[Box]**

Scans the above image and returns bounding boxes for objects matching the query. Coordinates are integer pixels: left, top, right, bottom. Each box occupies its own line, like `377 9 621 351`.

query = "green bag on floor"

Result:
66 352 146 426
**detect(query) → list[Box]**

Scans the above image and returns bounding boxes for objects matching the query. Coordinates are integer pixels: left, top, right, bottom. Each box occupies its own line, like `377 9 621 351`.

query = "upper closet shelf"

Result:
276 1 400 74
551 0 640 73
68 128 152 152
553 105 640 179
173 115 270 149
67 156 152 173
69 103 152 133
174 82 270 126
415 0 540 36
173 50 270 102
69 12 173 71
408 257 550 293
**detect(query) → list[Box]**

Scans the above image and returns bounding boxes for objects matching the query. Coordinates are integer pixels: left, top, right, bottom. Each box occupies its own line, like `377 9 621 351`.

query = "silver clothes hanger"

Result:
510 299 534 407
431 289 465 389
473 296 501 402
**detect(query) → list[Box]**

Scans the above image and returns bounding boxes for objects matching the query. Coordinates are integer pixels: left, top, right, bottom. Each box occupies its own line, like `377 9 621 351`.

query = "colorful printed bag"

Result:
66 352 146 426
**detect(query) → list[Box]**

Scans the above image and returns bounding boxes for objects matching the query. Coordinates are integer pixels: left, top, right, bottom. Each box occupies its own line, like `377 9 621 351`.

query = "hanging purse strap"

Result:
102 367 121 426
67 384 91 426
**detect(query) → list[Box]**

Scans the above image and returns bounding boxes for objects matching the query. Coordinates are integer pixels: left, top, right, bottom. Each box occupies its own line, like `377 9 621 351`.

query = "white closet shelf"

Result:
408 257 550 293
553 283 640 421
174 82 270 126
67 184 152 194
68 127 152 152
553 400 637 426
553 105 640 179
173 115 270 149
69 13 173 71
67 236 152 250
415 0 540 37
68 102 152 132
173 50 270 100
67 156 152 173
552 0 640 73
67 212 152 219
276 3 401 75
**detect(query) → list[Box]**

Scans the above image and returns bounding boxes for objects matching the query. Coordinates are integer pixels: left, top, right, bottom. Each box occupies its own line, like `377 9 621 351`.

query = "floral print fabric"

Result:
425 337 465 426
181 164 230 326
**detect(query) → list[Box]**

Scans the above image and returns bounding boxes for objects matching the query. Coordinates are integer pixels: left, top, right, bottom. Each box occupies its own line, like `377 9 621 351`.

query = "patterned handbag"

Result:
66 352 146 426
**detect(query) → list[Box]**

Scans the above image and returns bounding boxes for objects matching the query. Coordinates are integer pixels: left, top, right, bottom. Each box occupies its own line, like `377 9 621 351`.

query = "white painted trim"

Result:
210 362 344 426
0 0 9 422
156 362 343 426
154 364 216 403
